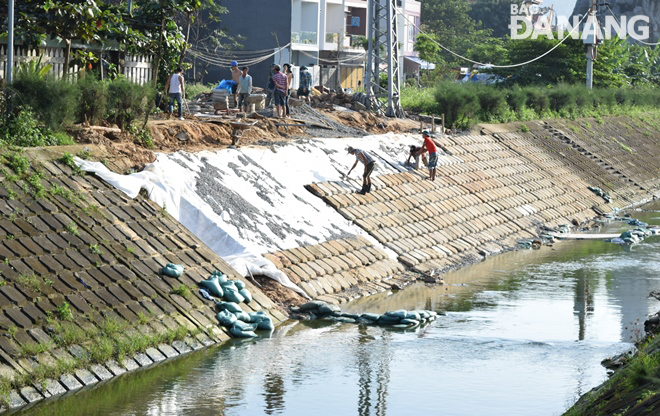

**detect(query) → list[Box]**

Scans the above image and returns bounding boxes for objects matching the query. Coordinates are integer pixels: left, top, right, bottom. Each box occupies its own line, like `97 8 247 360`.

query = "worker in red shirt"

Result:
418 131 437 181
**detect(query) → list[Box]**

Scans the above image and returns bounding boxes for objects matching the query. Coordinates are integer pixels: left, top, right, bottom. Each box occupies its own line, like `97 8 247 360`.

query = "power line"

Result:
400 10 589 68
189 43 291 68
605 5 660 46
298 49 367 65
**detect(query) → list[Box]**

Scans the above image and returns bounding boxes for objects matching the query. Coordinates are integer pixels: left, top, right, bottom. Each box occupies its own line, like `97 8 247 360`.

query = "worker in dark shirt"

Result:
346 146 376 194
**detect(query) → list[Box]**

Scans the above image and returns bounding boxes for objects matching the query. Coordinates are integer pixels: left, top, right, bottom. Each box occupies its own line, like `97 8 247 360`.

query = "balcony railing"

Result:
292 31 318 45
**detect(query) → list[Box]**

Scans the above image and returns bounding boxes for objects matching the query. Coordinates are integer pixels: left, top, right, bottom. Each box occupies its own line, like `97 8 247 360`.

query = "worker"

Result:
406 144 427 169
346 146 376 194
164 67 185 121
419 131 437 181
271 65 288 118
298 66 312 103
266 63 276 107
230 61 241 108
237 66 252 112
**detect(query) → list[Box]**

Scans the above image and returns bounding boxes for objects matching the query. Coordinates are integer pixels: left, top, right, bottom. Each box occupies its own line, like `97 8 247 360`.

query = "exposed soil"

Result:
67 107 421 172
253 275 307 310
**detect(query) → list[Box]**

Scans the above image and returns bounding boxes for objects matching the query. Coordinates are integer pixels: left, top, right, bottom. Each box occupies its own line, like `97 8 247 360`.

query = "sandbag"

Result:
234 311 252 322
200 275 224 298
339 313 361 320
299 301 326 311
216 310 237 327
216 301 243 314
326 316 357 324
233 280 246 290
256 317 274 331
405 311 421 321
385 310 407 319
212 271 228 283
399 318 420 326
239 288 252 303
318 303 341 316
222 281 245 303
229 326 257 338
233 320 258 332
378 315 401 325
162 263 184 278
360 313 380 321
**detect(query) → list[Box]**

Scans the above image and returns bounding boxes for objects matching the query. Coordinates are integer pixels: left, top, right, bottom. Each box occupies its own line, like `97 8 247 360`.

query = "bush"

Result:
476 87 507 119
106 78 154 130
11 73 79 131
525 87 550 115
434 82 479 129
548 88 574 113
78 76 107 125
0 106 73 147
506 87 527 113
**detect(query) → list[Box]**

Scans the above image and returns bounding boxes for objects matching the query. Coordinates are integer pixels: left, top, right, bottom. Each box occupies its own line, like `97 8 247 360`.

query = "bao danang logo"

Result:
509 4 650 41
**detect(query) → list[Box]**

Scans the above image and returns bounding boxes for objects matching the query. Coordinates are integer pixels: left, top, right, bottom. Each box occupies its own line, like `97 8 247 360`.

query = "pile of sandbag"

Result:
587 186 612 203
289 300 438 329
617 228 652 244
199 271 273 338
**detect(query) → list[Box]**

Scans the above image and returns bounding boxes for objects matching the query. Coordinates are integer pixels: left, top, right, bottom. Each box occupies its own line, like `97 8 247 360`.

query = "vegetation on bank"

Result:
401 83 660 129
564 333 660 415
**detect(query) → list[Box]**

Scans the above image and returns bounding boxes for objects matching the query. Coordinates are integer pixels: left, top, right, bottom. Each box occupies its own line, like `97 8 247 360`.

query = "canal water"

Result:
24 204 660 416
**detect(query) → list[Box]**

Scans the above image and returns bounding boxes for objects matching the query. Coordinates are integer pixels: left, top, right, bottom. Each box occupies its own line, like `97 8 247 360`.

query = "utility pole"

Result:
584 0 599 89
7 0 14 85
365 0 403 117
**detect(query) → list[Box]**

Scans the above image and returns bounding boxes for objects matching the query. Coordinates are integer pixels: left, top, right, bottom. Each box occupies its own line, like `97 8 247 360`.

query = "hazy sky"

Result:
544 0 577 18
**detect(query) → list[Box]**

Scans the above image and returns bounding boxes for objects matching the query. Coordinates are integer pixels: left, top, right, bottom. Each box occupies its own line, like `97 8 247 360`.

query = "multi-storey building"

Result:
205 0 422 91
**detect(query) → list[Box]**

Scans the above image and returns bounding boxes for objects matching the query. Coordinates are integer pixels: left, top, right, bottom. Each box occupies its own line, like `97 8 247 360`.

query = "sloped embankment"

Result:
303 118 659 275
0 149 286 411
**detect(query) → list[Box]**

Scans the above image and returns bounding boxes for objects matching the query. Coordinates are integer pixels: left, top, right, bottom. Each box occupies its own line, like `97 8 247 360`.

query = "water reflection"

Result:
21 205 660 416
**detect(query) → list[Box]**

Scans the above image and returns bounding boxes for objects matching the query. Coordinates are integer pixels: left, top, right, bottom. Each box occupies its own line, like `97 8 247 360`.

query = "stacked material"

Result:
199 271 274 337
247 93 267 111
290 300 438 329
588 186 612 203
212 89 234 111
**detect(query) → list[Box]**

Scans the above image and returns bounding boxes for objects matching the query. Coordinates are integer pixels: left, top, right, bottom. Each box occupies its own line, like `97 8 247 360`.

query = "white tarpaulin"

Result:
76 133 431 297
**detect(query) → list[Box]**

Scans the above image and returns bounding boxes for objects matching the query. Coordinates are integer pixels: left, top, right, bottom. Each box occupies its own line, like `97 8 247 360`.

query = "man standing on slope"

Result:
165 67 185 120
346 146 376 194
419 131 437 181
271 65 288 118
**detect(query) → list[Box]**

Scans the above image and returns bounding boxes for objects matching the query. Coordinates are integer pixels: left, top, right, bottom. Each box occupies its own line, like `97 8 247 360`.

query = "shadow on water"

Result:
21 203 660 416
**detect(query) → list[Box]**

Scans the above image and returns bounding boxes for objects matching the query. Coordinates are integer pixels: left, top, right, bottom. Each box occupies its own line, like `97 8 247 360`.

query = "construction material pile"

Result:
290 300 438 329
199 271 274 338
309 90 369 112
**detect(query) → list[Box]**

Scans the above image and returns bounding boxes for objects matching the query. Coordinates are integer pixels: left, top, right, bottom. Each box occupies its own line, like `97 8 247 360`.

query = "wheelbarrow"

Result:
229 121 257 146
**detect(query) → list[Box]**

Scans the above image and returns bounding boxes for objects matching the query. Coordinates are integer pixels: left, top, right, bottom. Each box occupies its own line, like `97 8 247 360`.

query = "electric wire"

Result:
298 49 367 64
399 10 589 68
188 43 292 67
605 5 660 46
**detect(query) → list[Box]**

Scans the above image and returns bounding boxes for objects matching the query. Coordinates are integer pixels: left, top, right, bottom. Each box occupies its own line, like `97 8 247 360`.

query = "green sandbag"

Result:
357 318 377 325
221 281 245 303
234 311 252 322
233 320 258 331
200 275 224 297
216 301 243 314
378 315 401 325
405 311 420 321
211 271 228 283
299 301 326 311
163 263 184 278
248 311 267 322
360 313 380 321
399 318 419 326
216 310 237 327
238 288 252 303
339 313 361 320
254 316 274 331
229 326 257 338
233 280 246 290
385 310 407 319
318 303 341 316
326 316 356 324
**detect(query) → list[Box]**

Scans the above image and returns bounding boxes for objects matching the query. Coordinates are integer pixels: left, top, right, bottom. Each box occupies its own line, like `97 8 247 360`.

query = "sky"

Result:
547 0 577 18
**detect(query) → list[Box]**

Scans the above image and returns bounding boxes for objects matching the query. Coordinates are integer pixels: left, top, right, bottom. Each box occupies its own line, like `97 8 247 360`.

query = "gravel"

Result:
258 104 367 138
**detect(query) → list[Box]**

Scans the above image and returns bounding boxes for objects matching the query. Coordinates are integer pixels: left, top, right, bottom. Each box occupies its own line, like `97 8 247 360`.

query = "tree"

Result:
469 0 520 39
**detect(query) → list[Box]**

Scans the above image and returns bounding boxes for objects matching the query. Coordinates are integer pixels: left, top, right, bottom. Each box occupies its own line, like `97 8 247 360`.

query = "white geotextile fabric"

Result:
75 133 425 298
75 157 308 296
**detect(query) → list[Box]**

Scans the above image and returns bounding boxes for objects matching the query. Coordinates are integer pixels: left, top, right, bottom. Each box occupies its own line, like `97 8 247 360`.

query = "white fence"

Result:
0 45 153 85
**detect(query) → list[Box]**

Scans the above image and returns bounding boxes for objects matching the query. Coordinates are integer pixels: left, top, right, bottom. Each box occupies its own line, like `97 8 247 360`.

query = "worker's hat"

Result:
231 61 238 67
300 65 307 70
346 146 355 154
422 130 430 136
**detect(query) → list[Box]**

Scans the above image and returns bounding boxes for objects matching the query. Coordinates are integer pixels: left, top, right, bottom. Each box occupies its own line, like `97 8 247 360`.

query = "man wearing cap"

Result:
298 66 312 103
230 61 241 107
346 146 376 194
419 131 438 181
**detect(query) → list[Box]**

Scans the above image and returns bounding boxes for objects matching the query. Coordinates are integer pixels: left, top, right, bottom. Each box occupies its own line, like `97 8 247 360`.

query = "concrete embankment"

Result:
0 115 658 411
0 149 286 411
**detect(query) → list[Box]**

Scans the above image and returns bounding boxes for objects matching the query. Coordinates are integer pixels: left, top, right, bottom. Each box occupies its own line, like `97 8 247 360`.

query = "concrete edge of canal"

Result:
0 114 659 412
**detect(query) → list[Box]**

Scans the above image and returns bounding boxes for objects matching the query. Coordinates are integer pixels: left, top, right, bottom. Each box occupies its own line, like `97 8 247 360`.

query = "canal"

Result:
23 204 660 415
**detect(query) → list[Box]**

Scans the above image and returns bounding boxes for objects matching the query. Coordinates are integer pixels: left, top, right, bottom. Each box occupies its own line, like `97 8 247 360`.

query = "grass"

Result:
55 302 74 320
20 340 54 357
15 273 43 293
4 152 30 176
89 244 102 255
66 222 79 236
58 152 82 175
171 284 191 299
26 172 46 199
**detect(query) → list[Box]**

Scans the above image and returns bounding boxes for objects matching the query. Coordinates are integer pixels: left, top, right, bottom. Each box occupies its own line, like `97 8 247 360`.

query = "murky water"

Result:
24 204 660 416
